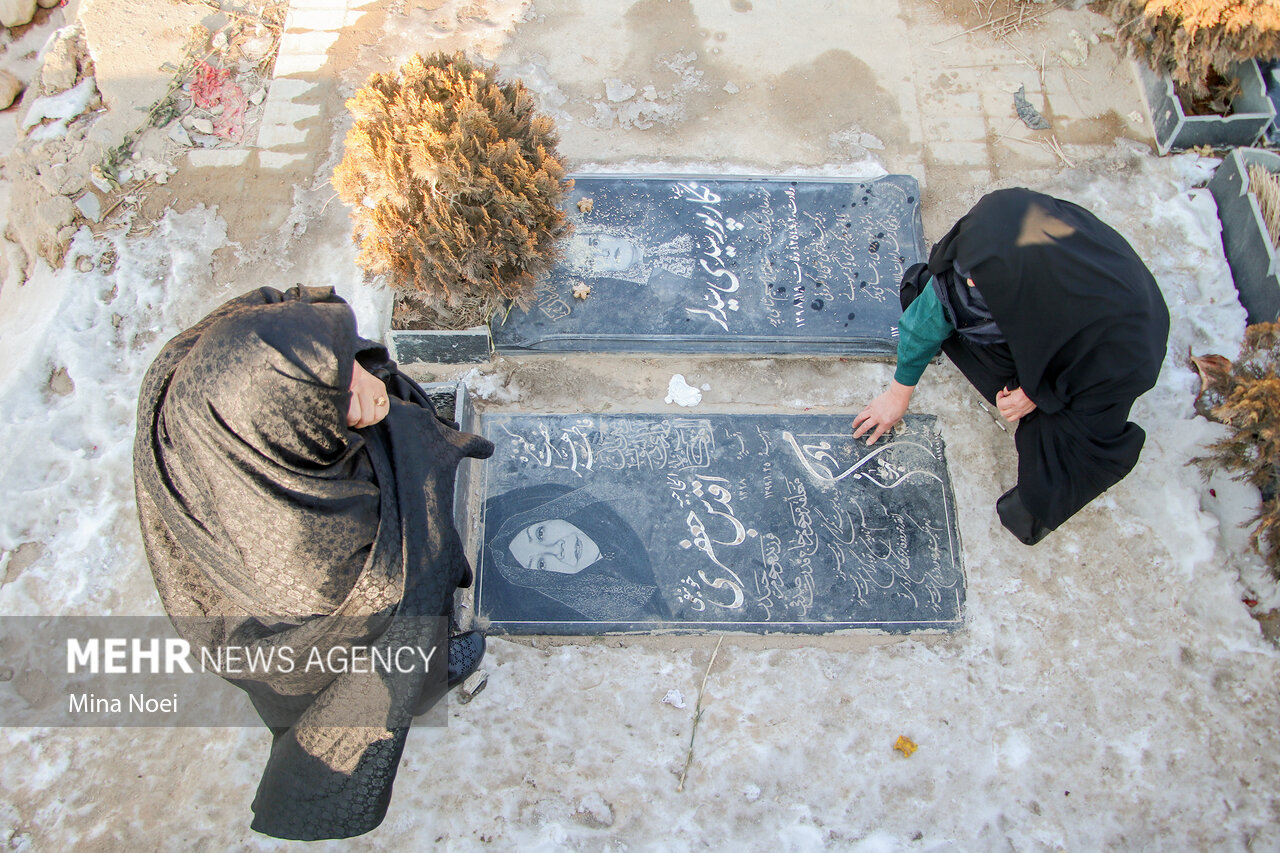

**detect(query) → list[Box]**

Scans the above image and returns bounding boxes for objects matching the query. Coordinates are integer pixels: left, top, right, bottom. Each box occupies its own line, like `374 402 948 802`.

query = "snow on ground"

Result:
1 134 1279 848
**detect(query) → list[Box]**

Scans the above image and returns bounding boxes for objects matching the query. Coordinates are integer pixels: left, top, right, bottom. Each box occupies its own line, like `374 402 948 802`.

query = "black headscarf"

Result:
133 286 493 840
481 484 665 622
927 189 1170 529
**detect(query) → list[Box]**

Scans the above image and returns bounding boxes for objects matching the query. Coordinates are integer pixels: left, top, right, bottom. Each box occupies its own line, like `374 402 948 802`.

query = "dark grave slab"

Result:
391 326 491 365
491 174 923 355
473 413 964 634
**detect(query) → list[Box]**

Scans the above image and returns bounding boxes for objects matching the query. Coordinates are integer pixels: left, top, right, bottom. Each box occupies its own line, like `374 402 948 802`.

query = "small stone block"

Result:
391 328 491 365
260 99 321 125
928 141 991 167
457 670 488 704
266 78 316 102
255 122 309 149
186 149 251 168
279 31 340 55
258 151 308 169
272 53 328 78
284 8 347 31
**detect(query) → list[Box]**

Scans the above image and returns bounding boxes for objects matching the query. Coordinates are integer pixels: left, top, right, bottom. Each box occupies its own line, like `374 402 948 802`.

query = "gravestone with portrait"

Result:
489 174 923 355
471 412 964 634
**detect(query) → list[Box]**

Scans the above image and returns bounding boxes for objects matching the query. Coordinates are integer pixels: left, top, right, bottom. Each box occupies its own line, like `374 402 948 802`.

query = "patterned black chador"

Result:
134 286 492 839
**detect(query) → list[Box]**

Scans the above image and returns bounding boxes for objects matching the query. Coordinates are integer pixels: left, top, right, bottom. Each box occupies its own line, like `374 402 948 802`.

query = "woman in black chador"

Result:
854 188 1170 545
133 286 493 840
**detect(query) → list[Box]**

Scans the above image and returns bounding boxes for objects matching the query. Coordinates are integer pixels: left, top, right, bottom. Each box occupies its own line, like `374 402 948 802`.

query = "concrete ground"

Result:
139 0 1151 273
9 0 1280 849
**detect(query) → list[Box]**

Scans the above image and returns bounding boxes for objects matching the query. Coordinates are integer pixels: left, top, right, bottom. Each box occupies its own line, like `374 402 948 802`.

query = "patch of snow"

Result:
664 373 702 407
462 367 517 403
22 76 96 139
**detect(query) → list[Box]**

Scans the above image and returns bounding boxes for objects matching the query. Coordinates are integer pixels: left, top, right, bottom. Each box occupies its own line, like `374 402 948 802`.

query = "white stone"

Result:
239 36 272 62
0 70 23 110
0 0 36 28
167 122 191 146
88 166 113 193
183 116 214 135
74 192 101 223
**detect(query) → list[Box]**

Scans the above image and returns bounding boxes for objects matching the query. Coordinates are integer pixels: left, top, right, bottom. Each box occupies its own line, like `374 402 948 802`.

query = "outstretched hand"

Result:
995 386 1036 423
853 381 914 445
348 361 390 428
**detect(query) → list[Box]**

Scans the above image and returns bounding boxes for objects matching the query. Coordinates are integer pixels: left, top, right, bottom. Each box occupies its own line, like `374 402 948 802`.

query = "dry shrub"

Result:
1248 163 1280 249
333 52 572 329
1194 322 1280 575
1103 0 1280 100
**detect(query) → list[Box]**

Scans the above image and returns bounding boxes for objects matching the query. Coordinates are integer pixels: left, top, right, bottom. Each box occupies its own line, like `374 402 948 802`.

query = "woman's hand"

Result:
853 381 915 445
347 361 390 428
995 386 1036 423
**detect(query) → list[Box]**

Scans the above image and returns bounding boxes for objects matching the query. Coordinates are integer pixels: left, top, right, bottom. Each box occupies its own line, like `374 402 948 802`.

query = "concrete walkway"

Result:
8 1 1280 849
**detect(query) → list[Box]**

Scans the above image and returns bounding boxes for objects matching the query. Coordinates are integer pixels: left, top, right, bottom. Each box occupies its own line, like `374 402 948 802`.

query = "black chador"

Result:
134 287 492 839
925 188 1170 543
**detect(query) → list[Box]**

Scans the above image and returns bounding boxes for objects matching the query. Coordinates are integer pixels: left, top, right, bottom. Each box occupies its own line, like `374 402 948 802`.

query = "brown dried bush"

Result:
1103 0 1280 100
1248 163 1280 249
333 52 571 329
1194 322 1280 576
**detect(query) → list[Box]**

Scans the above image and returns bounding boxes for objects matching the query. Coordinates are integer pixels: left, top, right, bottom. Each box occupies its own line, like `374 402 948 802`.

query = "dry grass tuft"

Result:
1194 322 1280 577
1102 0 1280 100
1249 163 1280 250
333 52 572 330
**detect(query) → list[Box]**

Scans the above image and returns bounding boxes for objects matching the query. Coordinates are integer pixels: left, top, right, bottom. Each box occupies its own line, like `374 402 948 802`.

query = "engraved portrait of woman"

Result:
479 483 670 624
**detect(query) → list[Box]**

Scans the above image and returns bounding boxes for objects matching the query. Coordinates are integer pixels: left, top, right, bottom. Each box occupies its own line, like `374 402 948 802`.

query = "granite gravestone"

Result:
473 413 964 634
491 175 924 355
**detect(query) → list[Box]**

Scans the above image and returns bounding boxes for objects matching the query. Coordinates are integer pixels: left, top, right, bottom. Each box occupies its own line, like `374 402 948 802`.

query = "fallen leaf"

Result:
577 198 594 213
893 735 917 757
572 282 592 300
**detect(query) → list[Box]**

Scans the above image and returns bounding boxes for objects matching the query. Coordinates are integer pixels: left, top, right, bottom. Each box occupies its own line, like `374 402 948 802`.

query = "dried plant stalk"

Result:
333 52 572 329
1248 163 1280 250
1193 322 1280 576
1101 0 1280 100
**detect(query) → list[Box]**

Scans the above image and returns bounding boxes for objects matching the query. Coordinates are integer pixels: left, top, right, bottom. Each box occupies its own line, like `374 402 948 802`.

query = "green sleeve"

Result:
894 283 954 386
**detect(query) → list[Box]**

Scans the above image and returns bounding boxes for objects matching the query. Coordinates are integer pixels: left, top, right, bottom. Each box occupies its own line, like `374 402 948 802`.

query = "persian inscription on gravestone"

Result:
473 413 964 634
491 175 924 355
